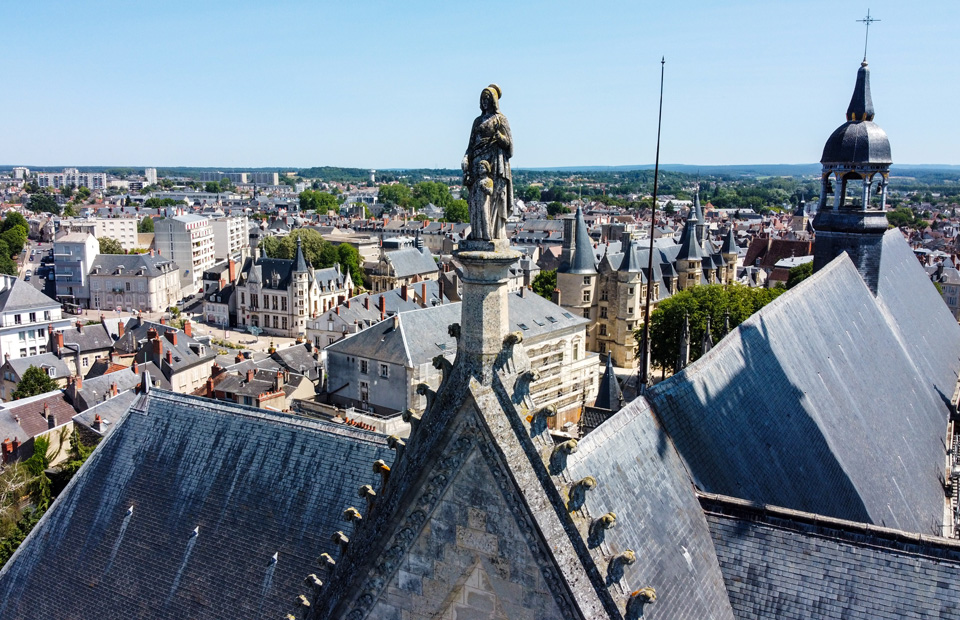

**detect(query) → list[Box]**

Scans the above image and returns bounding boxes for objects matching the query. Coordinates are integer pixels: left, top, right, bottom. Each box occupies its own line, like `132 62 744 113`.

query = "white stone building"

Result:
210 216 249 259
36 168 106 191
89 251 182 313
0 276 72 361
154 214 215 296
53 233 99 309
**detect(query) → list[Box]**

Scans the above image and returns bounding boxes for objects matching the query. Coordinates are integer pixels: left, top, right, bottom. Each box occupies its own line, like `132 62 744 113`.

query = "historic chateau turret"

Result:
557 206 599 345
812 59 892 293
675 213 702 290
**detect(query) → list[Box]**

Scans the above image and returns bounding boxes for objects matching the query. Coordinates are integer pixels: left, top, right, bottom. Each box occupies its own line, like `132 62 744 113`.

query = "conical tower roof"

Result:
618 231 644 273
594 353 624 412
720 225 738 254
676 215 702 261
568 206 597 274
294 236 310 273
821 61 891 165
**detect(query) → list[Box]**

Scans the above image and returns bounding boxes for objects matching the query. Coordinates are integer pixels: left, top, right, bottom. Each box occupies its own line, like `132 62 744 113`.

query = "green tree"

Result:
0 225 27 257
99 237 125 254
138 216 155 233
11 366 58 401
379 183 412 207
29 193 60 215
412 181 453 210
299 190 339 213
205 181 222 193
520 185 541 202
443 199 469 224
22 436 52 510
531 269 557 300
0 240 17 276
786 262 813 289
62 204 78 217
547 202 570 217
143 197 183 208
76 186 91 202
61 184 75 201
2 212 28 234
336 243 364 287
644 284 784 373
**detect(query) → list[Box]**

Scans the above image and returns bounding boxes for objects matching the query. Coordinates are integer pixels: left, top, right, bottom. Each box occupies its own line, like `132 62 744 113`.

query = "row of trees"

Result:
0 212 29 276
260 229 364 287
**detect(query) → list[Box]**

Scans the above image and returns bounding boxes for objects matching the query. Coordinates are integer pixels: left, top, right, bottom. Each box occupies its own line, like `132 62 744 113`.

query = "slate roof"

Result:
381 246 438 279
592 354 623 412
271 344 322 382
0 389 392 620
0 278 60 313
60 322 115 353
326 290 588 368
565 398 736 620
71 389 138 438
675 215 702 261
0 390 74 438
647 232 960 532
90 254 179 279
702 493 960 619
4 353 70 380
822 62 892 165
567 206 598 274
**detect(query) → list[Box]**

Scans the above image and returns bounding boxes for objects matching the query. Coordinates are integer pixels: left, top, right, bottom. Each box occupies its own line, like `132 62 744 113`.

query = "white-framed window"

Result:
582 291 590 303
82 358 89 367
379 363 388 378
583 276 591 285
360 359 368 374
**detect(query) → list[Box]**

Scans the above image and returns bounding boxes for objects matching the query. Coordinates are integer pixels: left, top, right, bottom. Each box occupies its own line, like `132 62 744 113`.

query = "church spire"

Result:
846 61 875 122
568 205 597 274
294 236 309 273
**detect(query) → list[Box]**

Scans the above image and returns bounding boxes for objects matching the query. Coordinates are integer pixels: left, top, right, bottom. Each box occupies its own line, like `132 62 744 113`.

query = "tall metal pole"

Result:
639 57 665 395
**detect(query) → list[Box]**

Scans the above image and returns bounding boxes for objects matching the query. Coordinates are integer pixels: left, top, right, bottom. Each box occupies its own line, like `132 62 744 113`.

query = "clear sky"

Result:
4 0 958 169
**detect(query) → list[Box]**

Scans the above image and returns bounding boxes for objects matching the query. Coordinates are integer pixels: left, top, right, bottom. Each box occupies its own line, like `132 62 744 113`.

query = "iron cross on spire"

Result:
857 9 880 62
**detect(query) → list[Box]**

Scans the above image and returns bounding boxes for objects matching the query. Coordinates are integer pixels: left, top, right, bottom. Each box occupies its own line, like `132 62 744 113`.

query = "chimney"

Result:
117 320 125 338
183 320 192 338
379 295 385 321
205 377 214 395
131 360 139 375
152 337 163 360
159 317 165 325
149 248 155 257
234 352 243 364
273 371 283 391
346 298 351 309
47 411 57 430
392 314 400 330
53 330 63 356
93 415 103 432
3 353 8 364
421 283 427 306
75 375 82 391
228 259 237 283
76 321 83 334
246 369 255 383
110 382 118 397
165 349 172 365
165 329 177 346
363 297 370 310
335 306 340 316
43 403 50 420
552 288 562 305
401 284 408 301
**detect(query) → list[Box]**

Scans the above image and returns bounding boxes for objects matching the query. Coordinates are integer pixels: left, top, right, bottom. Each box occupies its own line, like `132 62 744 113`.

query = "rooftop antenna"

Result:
639 57 666 395
857 8 880 62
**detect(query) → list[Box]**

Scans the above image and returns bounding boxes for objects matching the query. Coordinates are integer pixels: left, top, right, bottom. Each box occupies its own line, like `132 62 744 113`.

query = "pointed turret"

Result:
617 231 643 273
294 236 310 273
676 215 701 262
676 313 690 372
701 315 714 356
567 206 597 274
846 61 875 122
593 353 624 413
693 186 706 244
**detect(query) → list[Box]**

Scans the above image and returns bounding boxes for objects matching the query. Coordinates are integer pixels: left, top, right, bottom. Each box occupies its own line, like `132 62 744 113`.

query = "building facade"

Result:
36 168 106 191
0 276 72 361
89 252 181 313
53 233 99 309
154 214 215 295
210 216 249 259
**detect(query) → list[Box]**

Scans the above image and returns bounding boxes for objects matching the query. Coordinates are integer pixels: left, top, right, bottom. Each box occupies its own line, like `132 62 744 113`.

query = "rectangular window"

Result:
19 349 26 357
28 347 36 356
599 342 606 354
82 357 89 367
282 317 287 330
583 276 591 285
29 312 36 323
44 311 50 321
583 308 590 319
582 291 590 303
628 288 634 295
600 307 608 319
379 363 388 378
599 324 607 336
272 296 278 310
281 297 287 312
18 332 25 341
241 292 245 305
14 315 21 325
125 282 131 291
360 359 369 374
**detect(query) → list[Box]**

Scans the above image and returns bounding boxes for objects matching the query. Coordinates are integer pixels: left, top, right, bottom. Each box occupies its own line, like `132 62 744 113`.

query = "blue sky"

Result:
4 0 958 168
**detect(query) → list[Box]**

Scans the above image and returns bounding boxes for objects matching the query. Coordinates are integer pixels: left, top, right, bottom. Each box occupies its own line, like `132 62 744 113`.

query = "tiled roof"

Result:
0 389 392 619
1 390 73 438
0 279 60 313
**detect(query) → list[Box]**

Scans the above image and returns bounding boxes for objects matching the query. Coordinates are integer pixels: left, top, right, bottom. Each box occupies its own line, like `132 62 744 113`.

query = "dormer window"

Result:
46 367 56 378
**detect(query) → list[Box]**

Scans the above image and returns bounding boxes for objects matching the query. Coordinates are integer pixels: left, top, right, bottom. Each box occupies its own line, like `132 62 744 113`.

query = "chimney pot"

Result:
246 369 255 382
183 320 192 338
165 350 172 364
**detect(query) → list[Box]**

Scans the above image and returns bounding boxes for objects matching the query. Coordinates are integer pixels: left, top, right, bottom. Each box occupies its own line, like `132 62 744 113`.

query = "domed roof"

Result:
820 61 892 165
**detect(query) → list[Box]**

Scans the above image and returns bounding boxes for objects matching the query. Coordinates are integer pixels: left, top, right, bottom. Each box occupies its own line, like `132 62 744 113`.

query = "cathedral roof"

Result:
676 215 702 261
567 206 598 274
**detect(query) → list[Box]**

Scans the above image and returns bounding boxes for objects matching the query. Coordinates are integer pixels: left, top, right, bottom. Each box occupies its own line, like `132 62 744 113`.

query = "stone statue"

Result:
462 84 513 243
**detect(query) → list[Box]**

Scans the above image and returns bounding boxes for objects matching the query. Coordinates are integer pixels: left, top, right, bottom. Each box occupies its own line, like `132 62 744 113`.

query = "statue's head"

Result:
480 84 502 112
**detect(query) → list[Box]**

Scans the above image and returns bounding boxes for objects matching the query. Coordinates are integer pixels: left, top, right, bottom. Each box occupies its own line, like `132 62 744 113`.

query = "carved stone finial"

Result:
318 552 336 569
303 573 323 591
432 354 453 383
567 476 597 511
626 587 657 619
343 506 362 523
358 485 377 512
373 459 391 488
402 408 422 434
331 531 349 555
588 512 617 548
504 331 523 346
387 435 406 462
527 404 557 436
448 322 461 340
416 383 436 412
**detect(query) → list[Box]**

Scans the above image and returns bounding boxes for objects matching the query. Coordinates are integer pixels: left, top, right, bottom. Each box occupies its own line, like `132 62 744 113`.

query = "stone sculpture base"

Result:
455 247 522 383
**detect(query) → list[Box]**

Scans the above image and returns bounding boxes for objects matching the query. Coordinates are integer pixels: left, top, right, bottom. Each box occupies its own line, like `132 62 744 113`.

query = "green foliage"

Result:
1 225 26 257
299 190 339 213
786 262 813 289
644 284 784 372
98 237 124 254
0 506 44 568
76 186 91 202
546 202 570 217
261 229 363 286
518 185 541 202
142 197 183 209
61 184 75 200
412 181 454 210
378 183 412 207
22 436 51 510
2 212 28 235
531 269 557 300
138 216 155 233
443 199 469 224
0 240 17 276
29 193 60 215
204 181 222 193
11 366 59 401
886 207 928 229
62 204 78 217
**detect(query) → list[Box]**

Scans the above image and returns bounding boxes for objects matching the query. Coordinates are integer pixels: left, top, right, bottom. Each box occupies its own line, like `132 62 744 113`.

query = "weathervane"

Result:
857 9 880 62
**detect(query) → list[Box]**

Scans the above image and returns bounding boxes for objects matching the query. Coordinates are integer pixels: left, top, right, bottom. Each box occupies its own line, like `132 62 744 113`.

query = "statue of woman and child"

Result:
461 84 513 247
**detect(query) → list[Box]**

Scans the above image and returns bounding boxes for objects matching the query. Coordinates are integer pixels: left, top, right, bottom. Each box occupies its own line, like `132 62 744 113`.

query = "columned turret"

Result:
813 60 892 294
675 215 702 290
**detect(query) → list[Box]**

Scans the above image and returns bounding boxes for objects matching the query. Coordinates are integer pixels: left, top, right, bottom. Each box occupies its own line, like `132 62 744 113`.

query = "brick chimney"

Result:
379 295 385 321
346 298 351 309
246 369 254 382
110 382 118 397
159 317 165 325
149 248 155 258
131 360 139 375
147 327 158 341
205 377 214 395
211 362 224 377
43 403 50 420
421 282 427 306
53 330 63 356
228 258 237 283
75 375 82 391
183 320 192 338
165 349 172 365
363 297 369 310
117 320 125 338
152 337 163 361
401 284 408 301
93 415 102 432
165 329 177 346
